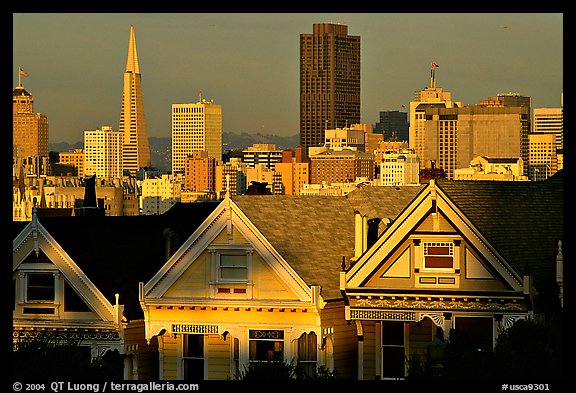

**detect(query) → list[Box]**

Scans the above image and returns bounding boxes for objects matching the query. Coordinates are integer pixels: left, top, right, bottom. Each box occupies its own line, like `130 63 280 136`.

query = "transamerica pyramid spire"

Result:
125 25 140 74
119 25 151 176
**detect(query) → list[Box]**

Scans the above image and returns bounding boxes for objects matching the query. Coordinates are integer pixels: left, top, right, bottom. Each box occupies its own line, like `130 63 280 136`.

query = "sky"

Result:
13 13 563 144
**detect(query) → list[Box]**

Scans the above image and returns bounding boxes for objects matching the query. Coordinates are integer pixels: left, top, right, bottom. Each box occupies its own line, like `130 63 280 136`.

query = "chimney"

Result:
76 174 104 216
353 210 368 259
83 174 97 208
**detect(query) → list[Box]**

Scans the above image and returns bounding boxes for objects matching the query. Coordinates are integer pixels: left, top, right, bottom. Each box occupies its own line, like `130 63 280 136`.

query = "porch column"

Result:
355 320 364 380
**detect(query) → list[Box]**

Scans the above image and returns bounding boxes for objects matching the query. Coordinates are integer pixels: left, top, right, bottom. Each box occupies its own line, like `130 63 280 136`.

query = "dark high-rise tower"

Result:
300 23 360 158
119 25 151 176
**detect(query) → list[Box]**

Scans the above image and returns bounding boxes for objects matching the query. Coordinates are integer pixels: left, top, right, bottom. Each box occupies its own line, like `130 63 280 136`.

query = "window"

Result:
423 242 454 269
454 316 493 352
27 273 54 301
219 254 247 282
183 334 204 380
249 330 284 362
381 321 405 379
297 332 317 377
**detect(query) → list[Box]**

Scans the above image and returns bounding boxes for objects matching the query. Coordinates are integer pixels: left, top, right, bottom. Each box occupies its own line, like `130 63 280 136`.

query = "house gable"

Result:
347 180 523 294
13 217 116 324
143 197 311 304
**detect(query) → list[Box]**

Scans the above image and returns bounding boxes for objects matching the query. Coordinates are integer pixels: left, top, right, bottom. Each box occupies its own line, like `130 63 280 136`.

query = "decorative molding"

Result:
351 297 526 312
350 309 416 321
171 324 219 334
417 312 444 327
501 315 527 330
13 329 120 342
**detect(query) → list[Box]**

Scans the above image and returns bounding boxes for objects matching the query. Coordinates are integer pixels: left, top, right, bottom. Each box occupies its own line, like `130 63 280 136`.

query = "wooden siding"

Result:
320 301 357 380
124 320 159 380
361 321 377 380
162 336 178 380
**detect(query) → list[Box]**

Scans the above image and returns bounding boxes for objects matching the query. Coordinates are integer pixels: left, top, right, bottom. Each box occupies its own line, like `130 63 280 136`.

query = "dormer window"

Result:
423 242 454 269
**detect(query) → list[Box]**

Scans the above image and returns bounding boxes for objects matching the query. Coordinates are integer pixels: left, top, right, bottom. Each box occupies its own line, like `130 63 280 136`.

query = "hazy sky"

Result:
13 13 563 144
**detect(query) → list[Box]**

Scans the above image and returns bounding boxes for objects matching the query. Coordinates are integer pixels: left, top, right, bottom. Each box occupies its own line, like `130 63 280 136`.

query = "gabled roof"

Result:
345 171 563 309
12 202 220 320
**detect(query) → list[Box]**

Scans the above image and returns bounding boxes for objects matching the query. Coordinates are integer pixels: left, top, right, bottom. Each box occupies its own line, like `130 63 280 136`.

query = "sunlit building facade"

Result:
119 25 151 176
84 126 123 179
13 83 49 159
172 100 223 176
300 23 360 157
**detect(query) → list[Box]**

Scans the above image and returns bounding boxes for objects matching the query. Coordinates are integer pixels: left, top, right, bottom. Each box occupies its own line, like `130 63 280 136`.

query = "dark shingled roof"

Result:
13 202 220 321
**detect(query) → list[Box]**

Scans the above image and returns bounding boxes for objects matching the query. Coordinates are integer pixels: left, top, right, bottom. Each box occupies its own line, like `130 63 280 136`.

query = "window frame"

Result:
209 245 253 285
422 241 454 271
248 329 285 363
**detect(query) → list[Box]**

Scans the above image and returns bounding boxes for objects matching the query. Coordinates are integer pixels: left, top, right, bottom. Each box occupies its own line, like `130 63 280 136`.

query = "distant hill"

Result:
49 131 300 172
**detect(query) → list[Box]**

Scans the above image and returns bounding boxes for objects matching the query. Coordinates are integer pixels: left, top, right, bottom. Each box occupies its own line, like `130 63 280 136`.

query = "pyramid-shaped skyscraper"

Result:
119 25 151 175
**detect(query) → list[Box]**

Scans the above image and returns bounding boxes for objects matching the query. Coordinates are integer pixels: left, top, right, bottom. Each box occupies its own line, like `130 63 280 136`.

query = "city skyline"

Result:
13 13 563 144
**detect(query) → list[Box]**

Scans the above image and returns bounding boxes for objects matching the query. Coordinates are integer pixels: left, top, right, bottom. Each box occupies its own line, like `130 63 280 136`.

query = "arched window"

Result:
297 332 317 377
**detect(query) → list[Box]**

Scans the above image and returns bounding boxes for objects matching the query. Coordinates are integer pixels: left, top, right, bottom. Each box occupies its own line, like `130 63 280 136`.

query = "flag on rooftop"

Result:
431 62 439 68
19 68 30 77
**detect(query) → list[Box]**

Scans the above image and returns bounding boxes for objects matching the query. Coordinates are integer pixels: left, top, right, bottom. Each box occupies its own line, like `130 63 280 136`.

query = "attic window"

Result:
219 254 248 282
423 242 454 269
27 273 55 302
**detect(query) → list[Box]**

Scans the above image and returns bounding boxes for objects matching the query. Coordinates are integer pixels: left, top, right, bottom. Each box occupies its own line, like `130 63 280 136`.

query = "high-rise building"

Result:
410 66 532 179
528 133 558 181
119 25 151 176
409 63 462 171
534 106 563 149
300 23 360 157
83 126 123 178
373 110 409 142
13 80 49 159
171 99 223 176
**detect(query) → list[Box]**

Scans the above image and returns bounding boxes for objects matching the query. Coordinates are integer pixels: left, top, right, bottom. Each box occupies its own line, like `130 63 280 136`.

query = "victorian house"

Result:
342 172 563 379
12 200 219 379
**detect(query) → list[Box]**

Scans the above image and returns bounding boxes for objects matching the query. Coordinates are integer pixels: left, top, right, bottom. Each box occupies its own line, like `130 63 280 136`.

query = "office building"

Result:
13 81 49 159
528 133 558 181
300 23 360 157
409 66 531 179
534 106 563 149
119 25 151 176
409 63 462 173
172 100 223 176
84 126 123 178
379 149 420 186
373 110 409 142
310 148 374 185
54 149 85 177
184 151 216 196
242 144 283 169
